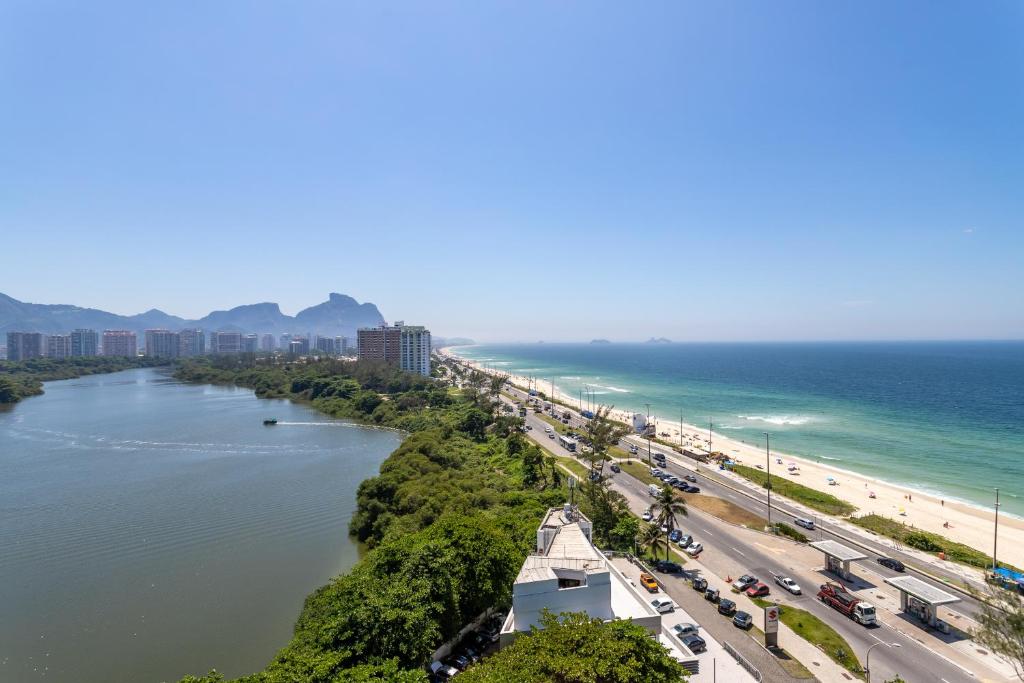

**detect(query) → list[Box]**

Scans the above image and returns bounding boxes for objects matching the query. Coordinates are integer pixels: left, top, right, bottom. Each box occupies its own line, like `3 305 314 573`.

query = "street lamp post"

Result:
765 432 772 530
644 403 653 466
864 642 900 682
994 487 1001 571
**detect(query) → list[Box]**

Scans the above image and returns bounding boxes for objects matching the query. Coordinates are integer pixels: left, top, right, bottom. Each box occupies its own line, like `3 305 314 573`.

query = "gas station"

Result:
809 540 868 581
884 575 960 632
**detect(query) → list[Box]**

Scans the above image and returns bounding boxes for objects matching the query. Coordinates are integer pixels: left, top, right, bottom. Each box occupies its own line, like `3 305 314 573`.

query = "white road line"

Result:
733 547 746 557
703 530 714 536
869 633 887 644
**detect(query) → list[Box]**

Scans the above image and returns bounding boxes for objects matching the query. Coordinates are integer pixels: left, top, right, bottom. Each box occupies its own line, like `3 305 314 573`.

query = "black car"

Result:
655 560 683 574
445 654 470 671
684 474 697 482
692 576 708 592
681 633 707 653
686 485 701 494
733 611 753 629
610 463 620 473
877 557 905 572
458 646 481 664
718 598 737 616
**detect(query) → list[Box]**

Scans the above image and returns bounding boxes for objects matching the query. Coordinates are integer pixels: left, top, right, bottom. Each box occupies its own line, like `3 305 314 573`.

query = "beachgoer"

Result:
941 500 944 507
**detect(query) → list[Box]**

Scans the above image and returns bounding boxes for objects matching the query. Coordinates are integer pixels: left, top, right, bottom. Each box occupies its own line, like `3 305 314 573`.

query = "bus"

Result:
558 435 578 453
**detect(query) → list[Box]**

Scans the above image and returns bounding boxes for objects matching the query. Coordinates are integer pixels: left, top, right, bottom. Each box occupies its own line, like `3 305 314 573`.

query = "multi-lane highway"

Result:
498 383 1001 682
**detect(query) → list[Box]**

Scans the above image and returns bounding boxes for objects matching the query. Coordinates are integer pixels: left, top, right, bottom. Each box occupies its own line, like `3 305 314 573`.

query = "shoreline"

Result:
440 346 1024 568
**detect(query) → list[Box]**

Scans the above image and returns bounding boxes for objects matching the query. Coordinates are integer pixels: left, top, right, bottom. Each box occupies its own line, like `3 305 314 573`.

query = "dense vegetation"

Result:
175 357 672 682
731 464 857 516
0 356 167 404
457 611 686 683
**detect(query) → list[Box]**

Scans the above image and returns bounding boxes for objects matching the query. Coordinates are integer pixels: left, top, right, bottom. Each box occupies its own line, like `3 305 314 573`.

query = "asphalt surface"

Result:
501 385 982 683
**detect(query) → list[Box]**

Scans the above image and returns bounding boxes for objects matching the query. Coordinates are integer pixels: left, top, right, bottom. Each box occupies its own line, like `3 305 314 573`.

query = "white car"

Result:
650 598 675 614
544 426 552 433
685 542 703 556
641 509 653 522
672 622 699 637
775 575 802 595
732 574 757 591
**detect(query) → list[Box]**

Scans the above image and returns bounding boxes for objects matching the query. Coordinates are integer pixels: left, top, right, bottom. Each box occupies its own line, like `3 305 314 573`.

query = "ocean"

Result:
453 342 1024 516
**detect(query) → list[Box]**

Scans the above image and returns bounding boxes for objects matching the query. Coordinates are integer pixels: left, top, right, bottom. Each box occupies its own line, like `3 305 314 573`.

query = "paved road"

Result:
499 387 985 683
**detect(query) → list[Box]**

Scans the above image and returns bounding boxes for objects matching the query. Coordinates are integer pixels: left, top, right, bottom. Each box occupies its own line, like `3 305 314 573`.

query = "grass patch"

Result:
774 522 809 543
752 599 864 679
732 464 857 516
553 456 591 481
851 514 1021 573
619 460 661 486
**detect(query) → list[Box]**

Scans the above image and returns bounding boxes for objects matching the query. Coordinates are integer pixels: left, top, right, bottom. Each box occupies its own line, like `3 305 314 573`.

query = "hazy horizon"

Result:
2 2 1021 342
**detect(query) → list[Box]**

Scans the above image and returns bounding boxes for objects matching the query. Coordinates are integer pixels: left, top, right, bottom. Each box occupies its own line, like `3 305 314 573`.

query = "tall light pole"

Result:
865 641 900 682
994 487 1001 571
679 409 684 448
765 432 772 530
644 403 653 466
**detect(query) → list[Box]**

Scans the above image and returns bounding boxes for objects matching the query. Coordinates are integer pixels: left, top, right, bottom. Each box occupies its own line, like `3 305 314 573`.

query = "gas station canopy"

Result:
809 540 868 562
884 576 960 607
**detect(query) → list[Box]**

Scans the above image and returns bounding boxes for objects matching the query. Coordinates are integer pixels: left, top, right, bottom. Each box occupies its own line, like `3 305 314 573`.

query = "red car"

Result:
745 582 770 598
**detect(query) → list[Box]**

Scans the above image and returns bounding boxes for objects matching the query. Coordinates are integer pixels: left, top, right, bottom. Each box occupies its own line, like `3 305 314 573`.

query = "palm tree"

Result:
637 522 669 562
650 485 688 560
583 405 630 475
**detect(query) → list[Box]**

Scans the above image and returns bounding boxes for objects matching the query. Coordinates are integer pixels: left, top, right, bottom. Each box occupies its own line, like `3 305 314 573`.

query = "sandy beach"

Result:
440 347 1024 570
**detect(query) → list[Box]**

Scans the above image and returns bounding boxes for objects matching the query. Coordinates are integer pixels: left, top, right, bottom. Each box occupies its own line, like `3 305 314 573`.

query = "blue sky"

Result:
2 1 1021 341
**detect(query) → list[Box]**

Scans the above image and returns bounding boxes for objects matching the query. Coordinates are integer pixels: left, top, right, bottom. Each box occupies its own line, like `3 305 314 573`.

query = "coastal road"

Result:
499 388 989 682
502 382 987 621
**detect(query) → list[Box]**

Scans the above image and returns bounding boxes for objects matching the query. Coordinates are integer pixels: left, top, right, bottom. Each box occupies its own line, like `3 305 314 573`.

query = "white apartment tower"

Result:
399 326 431 377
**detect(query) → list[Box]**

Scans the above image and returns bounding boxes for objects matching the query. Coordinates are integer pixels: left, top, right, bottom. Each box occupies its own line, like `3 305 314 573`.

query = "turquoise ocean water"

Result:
453 342 1024 516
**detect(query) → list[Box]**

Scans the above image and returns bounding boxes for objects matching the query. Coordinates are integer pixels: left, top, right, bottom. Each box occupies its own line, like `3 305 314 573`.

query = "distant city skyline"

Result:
2 2 1021 342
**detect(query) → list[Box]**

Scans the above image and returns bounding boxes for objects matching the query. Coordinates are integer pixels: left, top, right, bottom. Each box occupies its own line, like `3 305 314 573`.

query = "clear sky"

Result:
2 1 1021 342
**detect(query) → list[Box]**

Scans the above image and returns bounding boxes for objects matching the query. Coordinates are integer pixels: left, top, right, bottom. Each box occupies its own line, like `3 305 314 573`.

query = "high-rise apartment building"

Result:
211 331 243 354
315 335 336 355
242 334 259 353
260 334 276 352
336 336 349 355
178 328 206 357
46 334 72 359
279 333 292 350
357 324 431 376
357 325 401 363
70 329 99 357
6 332 44 361
145 329 180 358
289 336 310 355
102 330 138 357
399 326 432 376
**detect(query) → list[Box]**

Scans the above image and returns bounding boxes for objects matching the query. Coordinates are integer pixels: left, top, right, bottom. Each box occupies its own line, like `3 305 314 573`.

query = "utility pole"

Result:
708 418 713 458
765 432 772 530
994 487 1001 571
679 409 683 448
644 403 653 466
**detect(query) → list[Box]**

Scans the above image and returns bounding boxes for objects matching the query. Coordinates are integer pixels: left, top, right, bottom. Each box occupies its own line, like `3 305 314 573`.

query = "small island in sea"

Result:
645 337 672 344
590 339 611 344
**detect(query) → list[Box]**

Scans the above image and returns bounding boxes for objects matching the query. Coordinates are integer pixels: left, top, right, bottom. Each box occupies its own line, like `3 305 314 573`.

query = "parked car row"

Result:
429 612 505 681
650 468 701 493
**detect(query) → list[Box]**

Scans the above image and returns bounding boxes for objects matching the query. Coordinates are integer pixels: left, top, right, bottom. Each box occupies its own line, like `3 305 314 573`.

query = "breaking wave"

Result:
737 414 813 426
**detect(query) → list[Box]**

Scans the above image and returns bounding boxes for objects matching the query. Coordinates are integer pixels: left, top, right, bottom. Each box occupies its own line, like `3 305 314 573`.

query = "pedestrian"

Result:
941 499 944 507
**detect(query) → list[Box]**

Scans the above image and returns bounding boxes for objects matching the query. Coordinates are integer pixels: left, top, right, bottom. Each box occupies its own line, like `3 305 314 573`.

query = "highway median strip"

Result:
751 597 865 680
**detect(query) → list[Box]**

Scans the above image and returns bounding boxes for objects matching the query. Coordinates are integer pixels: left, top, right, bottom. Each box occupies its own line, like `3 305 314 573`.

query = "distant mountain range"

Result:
0 292 386 340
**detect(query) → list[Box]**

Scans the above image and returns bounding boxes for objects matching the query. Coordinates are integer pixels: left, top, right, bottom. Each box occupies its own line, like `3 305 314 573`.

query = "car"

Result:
639 572 659 592
692 576 708 592
651 468 662 476
775 576 802 594
430 661 459 680
718 598 737 616
672 622 699 637
660 524 669 533
733 611 754 629
732 574 758 591
676 534 693 549
610 463 620 473
548 433 555 439
685 542 703 556
669 529 682 543
629 445 639 454
458 646 481 664
525 425 532 430
745 582 770 598
673 481 688 490
650 597 675 613
445 654 470 671
681 633 707 654
685 485 701 494
794 517 815 530
641 509 653 522
479 624 499 643
877 557 905 572
654 560 683 574
684 474 697 482
705 587 720 602
544 426 552 433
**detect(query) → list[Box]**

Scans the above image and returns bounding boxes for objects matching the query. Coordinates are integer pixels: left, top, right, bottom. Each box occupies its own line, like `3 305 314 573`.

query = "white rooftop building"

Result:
502 505 699 675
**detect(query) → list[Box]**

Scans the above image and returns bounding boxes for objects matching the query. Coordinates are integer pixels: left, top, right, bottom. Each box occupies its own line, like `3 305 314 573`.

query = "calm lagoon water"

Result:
456 341 1024 515
0 368 401 683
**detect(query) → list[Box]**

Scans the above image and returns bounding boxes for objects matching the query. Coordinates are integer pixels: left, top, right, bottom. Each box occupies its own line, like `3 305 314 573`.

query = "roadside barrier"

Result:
723 641 763 682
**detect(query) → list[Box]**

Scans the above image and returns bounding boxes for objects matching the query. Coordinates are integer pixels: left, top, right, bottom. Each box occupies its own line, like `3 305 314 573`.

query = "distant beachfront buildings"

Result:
5 330 103 360
102 330 137 357
6 332 44 361
357 322 431 376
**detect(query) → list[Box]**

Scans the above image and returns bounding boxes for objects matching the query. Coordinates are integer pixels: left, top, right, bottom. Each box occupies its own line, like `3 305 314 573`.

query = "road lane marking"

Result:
703 530 714 536
733 547 746 557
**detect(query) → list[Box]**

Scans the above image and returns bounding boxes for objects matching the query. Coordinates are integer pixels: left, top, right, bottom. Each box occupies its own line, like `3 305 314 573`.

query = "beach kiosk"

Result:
884 576 960 631
809 540 867 581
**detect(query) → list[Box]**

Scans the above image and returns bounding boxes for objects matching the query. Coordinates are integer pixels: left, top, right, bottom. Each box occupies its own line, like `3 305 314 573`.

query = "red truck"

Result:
817 582 876 625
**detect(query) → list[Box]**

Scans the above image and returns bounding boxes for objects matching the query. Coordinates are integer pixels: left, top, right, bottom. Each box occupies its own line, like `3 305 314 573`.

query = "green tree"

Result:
608 515 640 551
582 405 628 474
638 522 669 562
456 611 687 683
650 485 687 560
973 582 1024 680
0 376 21 404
